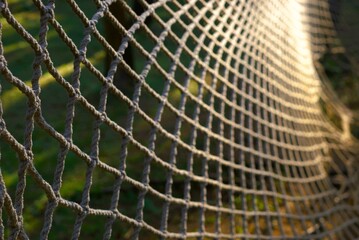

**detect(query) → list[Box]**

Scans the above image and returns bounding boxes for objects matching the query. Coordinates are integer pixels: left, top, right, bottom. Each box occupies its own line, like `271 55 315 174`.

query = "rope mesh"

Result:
0 0 358 239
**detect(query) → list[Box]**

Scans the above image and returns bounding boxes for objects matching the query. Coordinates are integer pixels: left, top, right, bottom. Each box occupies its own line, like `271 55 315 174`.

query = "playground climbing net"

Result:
0 0 359 239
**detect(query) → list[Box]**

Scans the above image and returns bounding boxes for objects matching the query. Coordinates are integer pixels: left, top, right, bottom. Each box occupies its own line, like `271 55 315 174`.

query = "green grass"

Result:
0 1 203 239
0 0 329 238
0 1 137 238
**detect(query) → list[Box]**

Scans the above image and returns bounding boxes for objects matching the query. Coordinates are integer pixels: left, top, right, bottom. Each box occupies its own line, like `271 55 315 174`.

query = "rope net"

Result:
0 0 358 239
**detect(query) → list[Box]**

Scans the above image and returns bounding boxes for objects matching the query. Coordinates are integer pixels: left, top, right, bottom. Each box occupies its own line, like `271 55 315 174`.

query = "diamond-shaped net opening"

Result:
0 0 359 239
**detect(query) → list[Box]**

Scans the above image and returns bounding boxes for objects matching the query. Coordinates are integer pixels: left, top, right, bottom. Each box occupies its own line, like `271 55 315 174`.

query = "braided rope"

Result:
0 0 358 239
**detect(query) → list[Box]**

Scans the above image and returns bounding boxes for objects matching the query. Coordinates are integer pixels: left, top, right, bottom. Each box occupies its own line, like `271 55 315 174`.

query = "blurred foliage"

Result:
1 0 359 239
320 52 359 110
320 51 359 138
1 0 136 238
0 0 205 239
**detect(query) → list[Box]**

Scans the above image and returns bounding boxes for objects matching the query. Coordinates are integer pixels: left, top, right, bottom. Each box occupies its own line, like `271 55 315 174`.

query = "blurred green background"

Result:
1 0 359 239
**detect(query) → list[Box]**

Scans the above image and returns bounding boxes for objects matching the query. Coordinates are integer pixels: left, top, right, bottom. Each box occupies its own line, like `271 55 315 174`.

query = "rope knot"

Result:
160 96 166 104
99 112 107 122
41 51 50 63
74 88 81 101
147 54 155 63
101 0 110 9
105 76 113 85
0 119 6 134
125 130 133 138
147 5 155 14
154 121 161 130
165 194 172 202
138 75 145 83
78 50 86 62
89 157 98 168
131 102 139 112
44 6 54 19
116 53 123 63
25 149 34 161
142 184 149 194
80 206 90 217
48 197 59 208
88 20 97 32
54 191 61 199
0 55 7 71
63 139 73 150
34 97 41 109
119 170 126 180
0 1 7 9
112 209 120 217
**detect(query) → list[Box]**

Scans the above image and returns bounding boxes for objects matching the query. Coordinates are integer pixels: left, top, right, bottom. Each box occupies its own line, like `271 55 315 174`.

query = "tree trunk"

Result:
104 1 135 96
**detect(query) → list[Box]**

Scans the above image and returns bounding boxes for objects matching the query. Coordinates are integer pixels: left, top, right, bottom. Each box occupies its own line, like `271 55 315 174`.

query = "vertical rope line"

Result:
178 0 242 236
70 3 111 239
158 0 218 237
196 4 231 236
124 2 202 238
0 0 358 239
208 1 245 237
0 23 7 240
